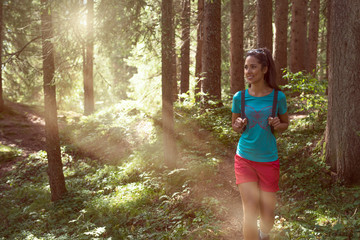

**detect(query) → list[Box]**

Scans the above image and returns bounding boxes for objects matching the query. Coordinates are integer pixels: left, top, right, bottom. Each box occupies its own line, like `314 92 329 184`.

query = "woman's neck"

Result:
248 81 273 97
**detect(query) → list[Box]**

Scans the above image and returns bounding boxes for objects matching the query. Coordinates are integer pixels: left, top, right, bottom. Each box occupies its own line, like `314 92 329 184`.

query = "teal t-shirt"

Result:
231 89 287 162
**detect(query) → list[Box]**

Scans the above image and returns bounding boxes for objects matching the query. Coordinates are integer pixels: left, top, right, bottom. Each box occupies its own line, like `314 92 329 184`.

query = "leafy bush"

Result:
60 101 156 164
283 70 328 126
0 144 22 163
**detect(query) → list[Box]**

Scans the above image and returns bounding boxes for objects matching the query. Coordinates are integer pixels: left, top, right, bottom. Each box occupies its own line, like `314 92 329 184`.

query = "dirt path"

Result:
0 102 244 239
0 102 45 180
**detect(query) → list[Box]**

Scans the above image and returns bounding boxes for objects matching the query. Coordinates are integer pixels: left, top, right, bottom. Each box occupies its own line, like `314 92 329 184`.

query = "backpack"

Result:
241 89 278 134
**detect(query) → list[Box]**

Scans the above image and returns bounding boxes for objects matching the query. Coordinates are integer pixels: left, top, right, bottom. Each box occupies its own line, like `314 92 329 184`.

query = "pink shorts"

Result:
234 154 280 192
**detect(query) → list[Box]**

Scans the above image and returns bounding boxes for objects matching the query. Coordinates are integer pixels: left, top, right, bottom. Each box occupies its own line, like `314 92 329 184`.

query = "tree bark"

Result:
290 0 307 73
230 0 244 95
195 0 204 102
202 0 221 104
40 0 67 201
274 0 288 85
162 0 177 169
84 0 94 115
180 0 190 97
0 0 3 112
326 0 331 82
256 0 273 52
326 0 360 185
307 0 320 74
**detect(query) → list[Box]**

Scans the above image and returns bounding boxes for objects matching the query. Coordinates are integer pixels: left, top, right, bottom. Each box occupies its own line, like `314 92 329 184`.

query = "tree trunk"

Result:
274 0 288 85
40 0 67 201
307 0 320 74
230 0 244 95
162 0 177 169
0 0 3 112
202 0 221 104
326 0 331 82
180 0 190 97
195 0 204 102
290 0 307 73
326 0 360 185
84 0 94 115
256 0 273 52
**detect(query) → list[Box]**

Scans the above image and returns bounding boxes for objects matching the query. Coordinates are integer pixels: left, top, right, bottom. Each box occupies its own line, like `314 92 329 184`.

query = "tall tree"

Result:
307 0 320 74
194 0 204 102
40 0 67 201
162 0 177 168
83 0 94 115
0 0 3 112
274 0 288 85
290 0 307 73
230 0 244 94
180 0 190 97
256 0 273 52
326 0 332 81
202 0 221 103
326 0 360 185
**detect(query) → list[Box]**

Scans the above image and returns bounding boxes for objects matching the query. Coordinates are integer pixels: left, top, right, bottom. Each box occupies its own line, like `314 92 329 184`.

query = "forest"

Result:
0 0 360 239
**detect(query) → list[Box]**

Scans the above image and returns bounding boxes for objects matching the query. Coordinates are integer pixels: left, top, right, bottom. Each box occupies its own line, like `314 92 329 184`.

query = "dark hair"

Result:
245 48 280 90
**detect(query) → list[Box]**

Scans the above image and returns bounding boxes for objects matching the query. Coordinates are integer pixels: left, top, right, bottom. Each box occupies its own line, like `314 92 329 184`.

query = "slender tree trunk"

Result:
274 0 288 85
326 0 331 82
326 0 360 185
256 0 273 52
180 0 190 97
162 0 177 169
84 0 94 115
290 0 308 73
0 0 3 112
307 0 320 74
230 0 244 95
195 0 204 102
202 0 221 104
40 0 67 201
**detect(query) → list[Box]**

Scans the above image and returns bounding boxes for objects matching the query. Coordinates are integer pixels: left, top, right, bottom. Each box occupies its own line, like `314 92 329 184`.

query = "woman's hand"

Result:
233 117 247 133
268 113 289 132
268 117 281 130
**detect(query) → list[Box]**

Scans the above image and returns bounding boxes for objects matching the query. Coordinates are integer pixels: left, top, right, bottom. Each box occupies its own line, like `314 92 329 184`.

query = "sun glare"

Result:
79 14 87 27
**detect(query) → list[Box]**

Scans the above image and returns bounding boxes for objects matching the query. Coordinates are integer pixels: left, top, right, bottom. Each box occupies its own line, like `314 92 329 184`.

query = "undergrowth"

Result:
0 101 222 239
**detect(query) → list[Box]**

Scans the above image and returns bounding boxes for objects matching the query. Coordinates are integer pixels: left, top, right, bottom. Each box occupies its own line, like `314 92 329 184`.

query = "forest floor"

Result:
0 101 244 239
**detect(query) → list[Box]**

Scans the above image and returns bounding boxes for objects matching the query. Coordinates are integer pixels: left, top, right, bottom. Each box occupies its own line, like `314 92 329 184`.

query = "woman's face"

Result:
244 56 267 85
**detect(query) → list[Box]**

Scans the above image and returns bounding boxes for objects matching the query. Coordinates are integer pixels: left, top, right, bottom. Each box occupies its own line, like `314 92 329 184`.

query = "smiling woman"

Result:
232 48 289 240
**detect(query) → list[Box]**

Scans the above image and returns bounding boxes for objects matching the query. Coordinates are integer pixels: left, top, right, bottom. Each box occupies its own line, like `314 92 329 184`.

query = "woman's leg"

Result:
259 190 277 236
238 182 260 240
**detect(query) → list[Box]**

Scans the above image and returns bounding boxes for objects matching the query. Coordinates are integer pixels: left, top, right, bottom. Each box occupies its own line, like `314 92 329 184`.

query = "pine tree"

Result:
40 0 67 201
230 0 244 94
202 0 221 104
326 0 360 185
162 0 177 168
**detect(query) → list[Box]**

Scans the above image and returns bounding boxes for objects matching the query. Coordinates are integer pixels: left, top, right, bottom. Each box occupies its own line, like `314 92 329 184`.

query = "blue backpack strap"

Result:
241 90 246 119
271 90 279 134
241 90 247 132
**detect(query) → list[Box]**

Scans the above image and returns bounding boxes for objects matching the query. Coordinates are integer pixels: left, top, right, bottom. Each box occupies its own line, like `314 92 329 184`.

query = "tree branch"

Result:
3 36 42 65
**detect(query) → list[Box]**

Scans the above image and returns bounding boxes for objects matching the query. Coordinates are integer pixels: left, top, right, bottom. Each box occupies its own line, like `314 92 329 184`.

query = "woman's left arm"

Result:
268 112 289 133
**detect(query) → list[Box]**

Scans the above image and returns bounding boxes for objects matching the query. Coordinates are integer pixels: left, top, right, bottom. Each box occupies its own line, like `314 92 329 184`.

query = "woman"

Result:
231 48 289 240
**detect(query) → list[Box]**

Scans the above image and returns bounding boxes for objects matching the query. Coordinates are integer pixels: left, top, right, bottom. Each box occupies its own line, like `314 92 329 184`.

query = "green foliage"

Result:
0 144 22 163
60 101 156 164
283 70 328 126
272 117 360 239
0 144 220 239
